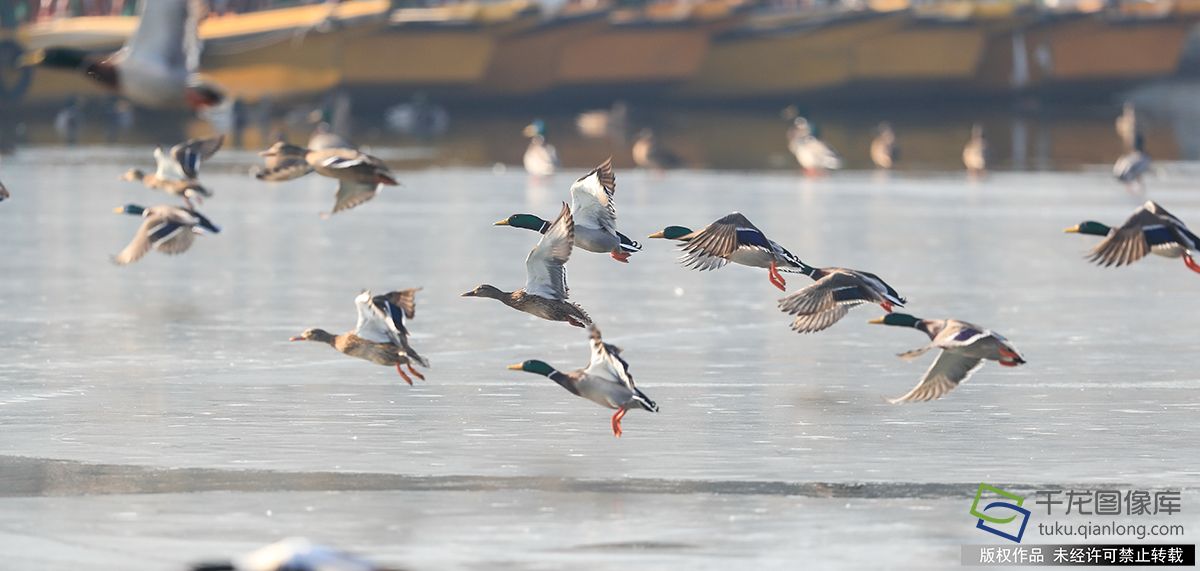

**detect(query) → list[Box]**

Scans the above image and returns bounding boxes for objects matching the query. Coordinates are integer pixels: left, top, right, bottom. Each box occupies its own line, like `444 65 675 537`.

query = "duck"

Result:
290 288 429 385
576 100 628 140
870 122 899 169
495 158 641 263
777 266 907 333
632 128 682 171
21 0 224 110
646 212 807 291
153 135 224 181
522 119 559 177
787 117 840 175
508 325 657 438
189 537 401 571
463 202 592 327
1113 133 1151 191
1065 200 1200 274
869 313 1026 404
963 123 987 175
1115 101 1138 151
256 145 398 216
120 169 211 208
111 203 220 265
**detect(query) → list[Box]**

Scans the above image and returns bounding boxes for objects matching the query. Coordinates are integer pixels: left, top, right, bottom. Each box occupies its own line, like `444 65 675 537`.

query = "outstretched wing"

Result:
124 0 190 70
777 271 879 333
524 202 573 300
888 350 984 404
583 326 636 390
1086 204 1164 267
326 180 377 216
678 212 767 271
354 289 429 367
569 157 617 234
171 135 224 179
113 213 185 265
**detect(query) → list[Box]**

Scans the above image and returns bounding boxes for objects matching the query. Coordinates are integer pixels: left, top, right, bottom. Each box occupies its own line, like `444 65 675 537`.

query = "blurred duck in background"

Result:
576 100 629 141
523 119 559 177
787 117 840 176
632 128 682 171
54 96 83 145
190 537 402 571
121 135 223 208
1113 133 1151 193
870 122 899 170
962 123 987 176
1115 101 1138 151
385 93 450 139
21 0 224 111
256 143 398 217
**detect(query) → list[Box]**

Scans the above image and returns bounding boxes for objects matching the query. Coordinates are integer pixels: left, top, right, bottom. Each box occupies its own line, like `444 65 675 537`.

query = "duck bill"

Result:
493 219 510 226
521 125 537 137
112 207 125 214
867 317 885 325
460 291 476 297
288 336 304 341
647 230 665 239
1063 226 1080 233
506 363 524 371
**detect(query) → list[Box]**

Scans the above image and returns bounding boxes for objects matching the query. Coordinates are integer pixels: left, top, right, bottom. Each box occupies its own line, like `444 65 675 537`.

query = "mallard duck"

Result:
111 203 220 265
1113 133 1151 191
463 202 592 327
154 135 223 181
21 0 224 110
290 288 429 385
256 145 398 216
508 325 657 437
121 169 211 208
1065 200 1200 274
576 101 628 140
495 158 641 263
778 266 906 333
787 117 840 175
647 213 807 291
963 123 987 175
632 128 682 171
1116 101 1138 151
870 122 899 170
522 119 559 177
189 537 401 571
869 313 1025 404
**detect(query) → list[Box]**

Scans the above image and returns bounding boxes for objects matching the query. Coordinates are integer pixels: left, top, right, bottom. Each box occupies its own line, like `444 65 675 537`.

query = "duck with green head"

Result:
507 326 657 437
868 313 1025 404
111 203 220 265
522 119 559 177
1065 200 1200 274
496 158 641 263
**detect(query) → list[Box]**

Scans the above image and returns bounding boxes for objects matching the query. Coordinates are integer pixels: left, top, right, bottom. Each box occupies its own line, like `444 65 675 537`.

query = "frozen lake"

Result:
0 148 1198 569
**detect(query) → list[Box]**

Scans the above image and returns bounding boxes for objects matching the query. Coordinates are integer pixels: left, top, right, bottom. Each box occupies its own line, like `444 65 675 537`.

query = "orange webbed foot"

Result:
1184 254 1200 274
407 363 426 381
610 409 626 438
395 364 414 385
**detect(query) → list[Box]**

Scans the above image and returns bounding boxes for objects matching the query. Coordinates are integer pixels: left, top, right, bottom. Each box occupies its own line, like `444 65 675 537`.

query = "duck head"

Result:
461 284 505 299
647 226 692 240
113 203 146 216
507 360 557 377
522 119 546 139
1064 221 1111 237
289 328 335 344
494 213 549 232
868 313 923 328
120 169 145 182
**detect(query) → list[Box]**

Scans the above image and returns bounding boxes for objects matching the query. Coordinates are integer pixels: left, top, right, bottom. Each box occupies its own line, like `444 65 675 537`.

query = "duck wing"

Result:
113 209 188 265
569 157 617 234
1087 204 1163 267
679 212 770 271
326 180 377 217
171 135 224 179
354 289 429 367
888 350 984 404
524 202 574 300
124 0 190 70
777 271 873 333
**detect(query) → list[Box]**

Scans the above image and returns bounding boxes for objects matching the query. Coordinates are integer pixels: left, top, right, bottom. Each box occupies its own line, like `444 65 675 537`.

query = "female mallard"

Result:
787 117 841 175
632 128 682 171
647 212 807 291
154 135 224 181
508 326 657 437
1113 133 1151 192
869 313 1025 404
963 123 987 175
21 0 223 110
111 204 220 265
870 122 899 170
463 202 592 327
495 158 641 263
1065 200 1200 274
256 145 398 217
290 288 429 385
523 119 559 177
121 169 211 208
778 266 906 333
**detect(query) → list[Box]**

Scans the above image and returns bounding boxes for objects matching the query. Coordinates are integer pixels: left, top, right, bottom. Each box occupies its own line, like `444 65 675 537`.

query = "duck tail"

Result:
377 172 399 186
617 231 642 253
633 390 658 413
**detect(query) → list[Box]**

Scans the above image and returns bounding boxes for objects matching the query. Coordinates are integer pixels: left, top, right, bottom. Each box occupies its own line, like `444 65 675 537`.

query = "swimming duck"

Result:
632 128 682 171
21 0 224 110
463 202 592 327
290 288 429 385
1115 101 1138 151
522 119 559 177
154 135 224 181
495 158 641 263
1065 200 1200 274
787 117 841 175
121 169 211 208
870 122 899 170
190 537 400 571
963 123 987 175
869 313 1026 404
256 145 398 216
508 325 657 438
778 266 907 333
647 212 807 291
111 203 220 265
1113 133 1151 191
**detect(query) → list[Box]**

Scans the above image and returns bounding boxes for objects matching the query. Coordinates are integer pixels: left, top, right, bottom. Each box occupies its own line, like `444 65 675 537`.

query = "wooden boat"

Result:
472 6 610 97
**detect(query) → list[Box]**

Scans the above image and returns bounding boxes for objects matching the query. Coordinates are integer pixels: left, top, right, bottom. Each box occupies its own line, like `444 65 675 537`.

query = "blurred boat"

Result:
472 4 610 97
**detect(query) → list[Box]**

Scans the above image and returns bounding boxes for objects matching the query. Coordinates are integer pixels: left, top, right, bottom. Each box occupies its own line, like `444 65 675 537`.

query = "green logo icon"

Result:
971 483 1026 523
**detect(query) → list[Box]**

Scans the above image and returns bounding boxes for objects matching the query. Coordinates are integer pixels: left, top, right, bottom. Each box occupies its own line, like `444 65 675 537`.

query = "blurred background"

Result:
2 0 1200 170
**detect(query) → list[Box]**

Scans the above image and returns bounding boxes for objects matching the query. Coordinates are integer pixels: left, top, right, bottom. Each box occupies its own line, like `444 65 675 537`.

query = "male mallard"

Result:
121 169 211 208
522 119 559 177
21 0 223 110
963 123 987 175
870 122 899 170
495 158 641 263
1116 101 1138 151
869 313 1025 404
787 117 840 175
154 135 224 181
256 145 398 217
1113 133 1151 192
508 325 657 437
290 288 429 385
463 203 592 327
632 128 682 171
778 266 906 333
111 203 220 265
1065 200 1200 274
647 212 807 291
